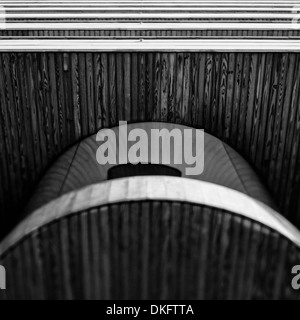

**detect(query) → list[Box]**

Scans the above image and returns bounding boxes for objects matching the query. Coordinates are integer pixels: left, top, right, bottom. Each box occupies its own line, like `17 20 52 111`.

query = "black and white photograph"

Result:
0 0 300 303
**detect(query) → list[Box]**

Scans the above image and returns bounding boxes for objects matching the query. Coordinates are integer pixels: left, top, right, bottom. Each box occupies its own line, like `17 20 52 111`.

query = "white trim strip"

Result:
3 22 300 31
0 39 300 52
2 1 300 2
3 13 299 18
2 7 299 11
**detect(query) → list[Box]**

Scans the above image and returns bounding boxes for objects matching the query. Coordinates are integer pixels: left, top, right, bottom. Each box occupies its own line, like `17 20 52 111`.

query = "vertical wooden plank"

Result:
0 55 13 221
94 53 102 130
178 203 190 299
129 202 140 299
89 208 101 300
68 214 82 299
2 53 23 204
48 53 60 155
236 219 251 299
231 53 243 147
224 53 235 143
11 52 30 192
262 53 279 177
35 53 48 168
281 56 300 215
182 53 191 125
196 206 210 299
85 52 95 134
131 53 139 122
175 53 184 124
55 53 68 148
167 53 176 123
62 52 74 143
153 52 161 121
42 52 54 161
145 53 154 121
189 53 198 128
210 53 222 134
119 203 130 299
256 53 273 168
268 53 289 187
149 201 161 299
108 53 117 127
110 204 122 299
78 53 88 137
237 53 251 152
140 202 150 299
160 201 172 299
226 215 242 300
274 54 296 195
160 53 169 122
244 223 261 300
59 219 74 300
138 53 146 122
218 53 229 139
244 53 259 157
249 54 266 164
116 53 125 121
71 52 81 140
216 212 231 300
124 53 131 121
196 53 206 128
80 212 92 300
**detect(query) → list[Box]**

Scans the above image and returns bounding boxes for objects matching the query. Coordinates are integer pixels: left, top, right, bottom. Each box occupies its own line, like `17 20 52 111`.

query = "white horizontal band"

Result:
0 39 300 52
2 13 299 18
2 7 299 11
2 22 300 31
2 1 300 2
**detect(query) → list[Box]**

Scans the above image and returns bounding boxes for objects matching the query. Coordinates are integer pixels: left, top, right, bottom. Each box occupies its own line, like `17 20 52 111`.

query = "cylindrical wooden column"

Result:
1 177 299 300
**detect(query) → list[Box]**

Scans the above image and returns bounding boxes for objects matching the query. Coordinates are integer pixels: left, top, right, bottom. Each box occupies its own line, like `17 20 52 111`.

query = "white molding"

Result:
0 39 300 52
3 22 300 31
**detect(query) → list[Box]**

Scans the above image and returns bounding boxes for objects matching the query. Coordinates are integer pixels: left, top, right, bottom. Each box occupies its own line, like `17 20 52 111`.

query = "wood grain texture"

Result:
0 51 300 239
22 123 276 214
0 200 299 300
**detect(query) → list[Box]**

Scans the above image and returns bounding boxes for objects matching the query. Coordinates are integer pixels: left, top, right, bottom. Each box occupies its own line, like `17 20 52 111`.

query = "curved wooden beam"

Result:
25 122 275 214
1 176 300 255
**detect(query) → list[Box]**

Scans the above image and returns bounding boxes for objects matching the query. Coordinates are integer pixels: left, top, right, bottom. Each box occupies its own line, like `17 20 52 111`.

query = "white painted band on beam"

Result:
0 39 300 52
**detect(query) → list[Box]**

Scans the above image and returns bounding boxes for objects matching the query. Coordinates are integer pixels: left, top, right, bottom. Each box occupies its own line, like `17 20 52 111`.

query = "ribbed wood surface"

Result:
0 200 299 300
1 1 300 39
0 51 299 239
24 123 276 215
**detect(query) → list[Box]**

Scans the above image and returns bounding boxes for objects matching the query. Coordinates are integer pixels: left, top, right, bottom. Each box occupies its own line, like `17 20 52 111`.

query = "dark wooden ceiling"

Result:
0 1 300 239
0 51 300 239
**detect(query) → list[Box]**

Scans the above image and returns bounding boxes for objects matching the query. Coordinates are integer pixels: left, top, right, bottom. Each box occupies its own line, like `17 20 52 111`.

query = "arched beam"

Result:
1 176 300 255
